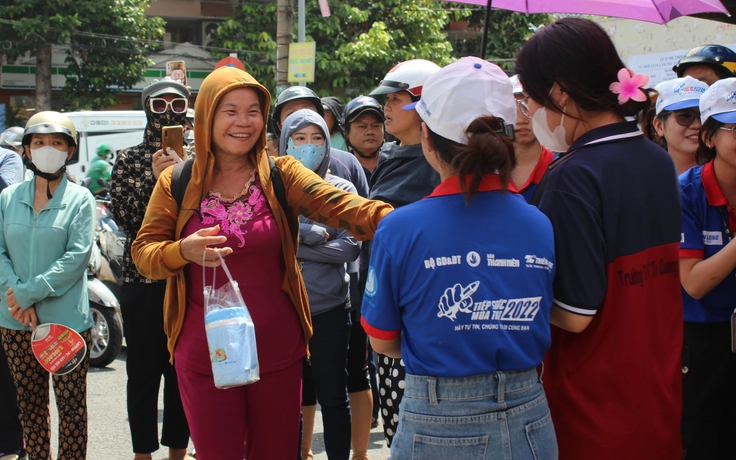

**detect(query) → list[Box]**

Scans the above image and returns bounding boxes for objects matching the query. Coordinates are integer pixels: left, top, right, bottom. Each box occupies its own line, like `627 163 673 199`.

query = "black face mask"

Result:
144 99 189 150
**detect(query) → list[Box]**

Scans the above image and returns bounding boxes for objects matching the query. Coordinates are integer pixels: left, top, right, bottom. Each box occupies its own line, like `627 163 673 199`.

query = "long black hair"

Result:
516 17 650 119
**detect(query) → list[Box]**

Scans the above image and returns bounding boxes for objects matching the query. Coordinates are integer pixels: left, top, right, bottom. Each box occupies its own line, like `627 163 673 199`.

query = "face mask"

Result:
286 138 326 172
531 104 571 153
31 145 69 174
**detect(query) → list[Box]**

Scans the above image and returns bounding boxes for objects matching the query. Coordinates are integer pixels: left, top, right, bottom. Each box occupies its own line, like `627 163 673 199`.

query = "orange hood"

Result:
191 67 271 203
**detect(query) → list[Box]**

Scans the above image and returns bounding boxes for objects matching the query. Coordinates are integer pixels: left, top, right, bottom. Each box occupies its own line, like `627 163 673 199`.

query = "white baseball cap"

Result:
699 77 736 124
510 75 524 95
403 57 516 145
655 76 708 115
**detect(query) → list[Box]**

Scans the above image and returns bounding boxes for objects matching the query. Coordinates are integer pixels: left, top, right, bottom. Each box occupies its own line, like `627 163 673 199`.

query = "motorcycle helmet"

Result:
322 96 345 132
673 44 736 79
272 86 324 126
0 126 24 150
342 96 385 131
22 111 78 148
141 77 190 104
97 143 114 160
369 59 441 100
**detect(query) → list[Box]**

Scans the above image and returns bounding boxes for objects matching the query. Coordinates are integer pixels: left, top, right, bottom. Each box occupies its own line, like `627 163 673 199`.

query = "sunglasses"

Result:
149 98 188 114
665 108 700 127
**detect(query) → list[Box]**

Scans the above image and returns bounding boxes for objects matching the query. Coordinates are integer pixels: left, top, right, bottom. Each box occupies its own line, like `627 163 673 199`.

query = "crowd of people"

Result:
1 15 736 460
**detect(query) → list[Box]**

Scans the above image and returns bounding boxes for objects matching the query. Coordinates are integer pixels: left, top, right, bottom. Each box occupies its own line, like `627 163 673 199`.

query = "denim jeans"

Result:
391 368 558 460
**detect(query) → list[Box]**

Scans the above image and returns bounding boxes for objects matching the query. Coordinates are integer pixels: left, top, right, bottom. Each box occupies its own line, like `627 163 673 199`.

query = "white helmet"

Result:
370 59 441 98
509 75 524 95
0 126 24 150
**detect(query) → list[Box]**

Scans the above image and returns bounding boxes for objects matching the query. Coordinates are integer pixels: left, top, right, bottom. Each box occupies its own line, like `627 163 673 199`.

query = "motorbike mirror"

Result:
97 178 107 188
81 177 92 189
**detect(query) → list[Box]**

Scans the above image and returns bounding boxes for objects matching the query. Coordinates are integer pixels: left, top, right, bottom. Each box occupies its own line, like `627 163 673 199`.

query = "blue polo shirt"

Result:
680 160 736 323
361 174 555 378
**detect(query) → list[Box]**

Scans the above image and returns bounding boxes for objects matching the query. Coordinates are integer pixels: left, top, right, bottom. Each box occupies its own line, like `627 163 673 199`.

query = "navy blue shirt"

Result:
536 121 683 459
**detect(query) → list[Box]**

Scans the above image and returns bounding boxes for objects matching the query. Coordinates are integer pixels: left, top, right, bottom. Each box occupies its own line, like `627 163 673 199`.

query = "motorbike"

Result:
83 178 125 367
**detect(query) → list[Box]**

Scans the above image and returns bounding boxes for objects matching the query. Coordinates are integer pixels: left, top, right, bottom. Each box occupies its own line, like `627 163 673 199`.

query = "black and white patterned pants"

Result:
375 353 406 447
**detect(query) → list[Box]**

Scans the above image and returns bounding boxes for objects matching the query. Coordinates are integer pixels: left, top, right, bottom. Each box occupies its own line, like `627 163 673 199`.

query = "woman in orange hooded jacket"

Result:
131 67 392 460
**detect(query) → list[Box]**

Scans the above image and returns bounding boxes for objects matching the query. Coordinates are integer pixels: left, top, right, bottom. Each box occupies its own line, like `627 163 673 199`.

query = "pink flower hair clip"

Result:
609 68 650 105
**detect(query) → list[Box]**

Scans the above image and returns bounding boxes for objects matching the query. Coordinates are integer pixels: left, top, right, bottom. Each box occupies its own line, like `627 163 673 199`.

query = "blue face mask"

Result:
286 138 327 172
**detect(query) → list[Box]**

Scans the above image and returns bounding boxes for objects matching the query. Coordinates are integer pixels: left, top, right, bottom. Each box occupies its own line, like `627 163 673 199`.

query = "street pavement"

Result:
48 348 391 459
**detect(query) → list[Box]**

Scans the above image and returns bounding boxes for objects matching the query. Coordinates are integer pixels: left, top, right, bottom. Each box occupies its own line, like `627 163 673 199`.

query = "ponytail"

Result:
430 116 516 203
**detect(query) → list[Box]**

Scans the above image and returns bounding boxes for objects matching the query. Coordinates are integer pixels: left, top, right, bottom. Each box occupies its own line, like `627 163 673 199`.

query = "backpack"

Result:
171 156 288 212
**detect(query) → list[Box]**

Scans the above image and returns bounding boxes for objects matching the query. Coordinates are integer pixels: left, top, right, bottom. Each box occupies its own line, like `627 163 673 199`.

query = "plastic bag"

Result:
203 254 259 388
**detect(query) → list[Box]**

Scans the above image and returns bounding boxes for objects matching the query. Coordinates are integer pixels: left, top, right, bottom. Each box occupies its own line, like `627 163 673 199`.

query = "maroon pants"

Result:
176 357 302 460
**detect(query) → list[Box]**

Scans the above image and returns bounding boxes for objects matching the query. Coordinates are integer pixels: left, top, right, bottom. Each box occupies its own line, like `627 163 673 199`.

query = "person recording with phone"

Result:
110 77 193 460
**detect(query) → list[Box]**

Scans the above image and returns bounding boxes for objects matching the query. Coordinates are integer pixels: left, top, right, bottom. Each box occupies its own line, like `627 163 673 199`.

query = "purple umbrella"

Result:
451 0 730 58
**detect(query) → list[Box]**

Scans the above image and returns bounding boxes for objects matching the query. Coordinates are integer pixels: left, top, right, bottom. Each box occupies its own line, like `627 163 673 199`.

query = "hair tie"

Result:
609 68 650 105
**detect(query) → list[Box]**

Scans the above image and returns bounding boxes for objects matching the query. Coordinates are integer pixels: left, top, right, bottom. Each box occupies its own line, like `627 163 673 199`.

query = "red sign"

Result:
214 57 245 71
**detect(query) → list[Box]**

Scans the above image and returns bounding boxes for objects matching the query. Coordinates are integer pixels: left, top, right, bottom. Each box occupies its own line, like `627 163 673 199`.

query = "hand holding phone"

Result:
163 125 185 160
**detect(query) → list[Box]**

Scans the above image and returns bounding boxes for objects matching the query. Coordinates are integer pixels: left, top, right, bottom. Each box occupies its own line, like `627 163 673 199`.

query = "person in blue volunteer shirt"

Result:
361 57 557 460
654 76 708 175
679 77 736 459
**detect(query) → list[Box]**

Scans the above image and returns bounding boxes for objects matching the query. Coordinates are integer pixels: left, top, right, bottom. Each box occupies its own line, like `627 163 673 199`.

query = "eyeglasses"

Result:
149 98 188 114
516 96 531 119
666 109 699 127
719 126 736 140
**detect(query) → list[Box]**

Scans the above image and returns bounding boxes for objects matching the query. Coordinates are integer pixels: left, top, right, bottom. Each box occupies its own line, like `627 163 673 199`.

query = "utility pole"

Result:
275 0 294 95
35 43 52 111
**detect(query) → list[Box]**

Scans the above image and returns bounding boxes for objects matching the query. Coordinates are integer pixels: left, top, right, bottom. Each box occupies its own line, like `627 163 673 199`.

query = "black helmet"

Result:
321 97 345 128
272 86 324 126
673 44 736 78
342 96 384 131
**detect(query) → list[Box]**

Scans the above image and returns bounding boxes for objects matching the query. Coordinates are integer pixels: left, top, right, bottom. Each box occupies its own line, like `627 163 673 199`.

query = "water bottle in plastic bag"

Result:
203 255 260 388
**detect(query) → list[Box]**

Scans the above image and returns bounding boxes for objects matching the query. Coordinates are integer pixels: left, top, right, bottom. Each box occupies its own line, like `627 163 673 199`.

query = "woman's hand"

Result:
7 288 37 329
180 225 233 267
152 148 182 180
17 306 37 330
5 287 18 310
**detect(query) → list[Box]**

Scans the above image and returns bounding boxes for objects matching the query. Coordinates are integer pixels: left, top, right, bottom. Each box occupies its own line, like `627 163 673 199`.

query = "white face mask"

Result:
532 104 570 153
31 145 69 174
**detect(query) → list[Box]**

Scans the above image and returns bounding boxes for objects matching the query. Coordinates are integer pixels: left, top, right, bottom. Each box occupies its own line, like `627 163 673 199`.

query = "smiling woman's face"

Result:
211 87 264 159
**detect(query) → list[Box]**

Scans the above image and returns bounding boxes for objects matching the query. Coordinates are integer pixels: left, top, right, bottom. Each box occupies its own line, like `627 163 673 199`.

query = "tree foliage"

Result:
0 0 164 109
445 6 552 71
211 0 456 98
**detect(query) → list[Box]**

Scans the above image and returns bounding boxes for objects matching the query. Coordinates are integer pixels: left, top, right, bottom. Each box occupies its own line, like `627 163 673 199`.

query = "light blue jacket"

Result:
0 176 95 332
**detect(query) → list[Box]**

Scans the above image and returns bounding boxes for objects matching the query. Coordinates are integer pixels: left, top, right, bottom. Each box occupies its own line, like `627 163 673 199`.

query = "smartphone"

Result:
163 125 185 159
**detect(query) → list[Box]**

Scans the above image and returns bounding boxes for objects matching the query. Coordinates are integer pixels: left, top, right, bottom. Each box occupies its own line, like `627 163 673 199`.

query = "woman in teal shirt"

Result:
0 111 96 460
